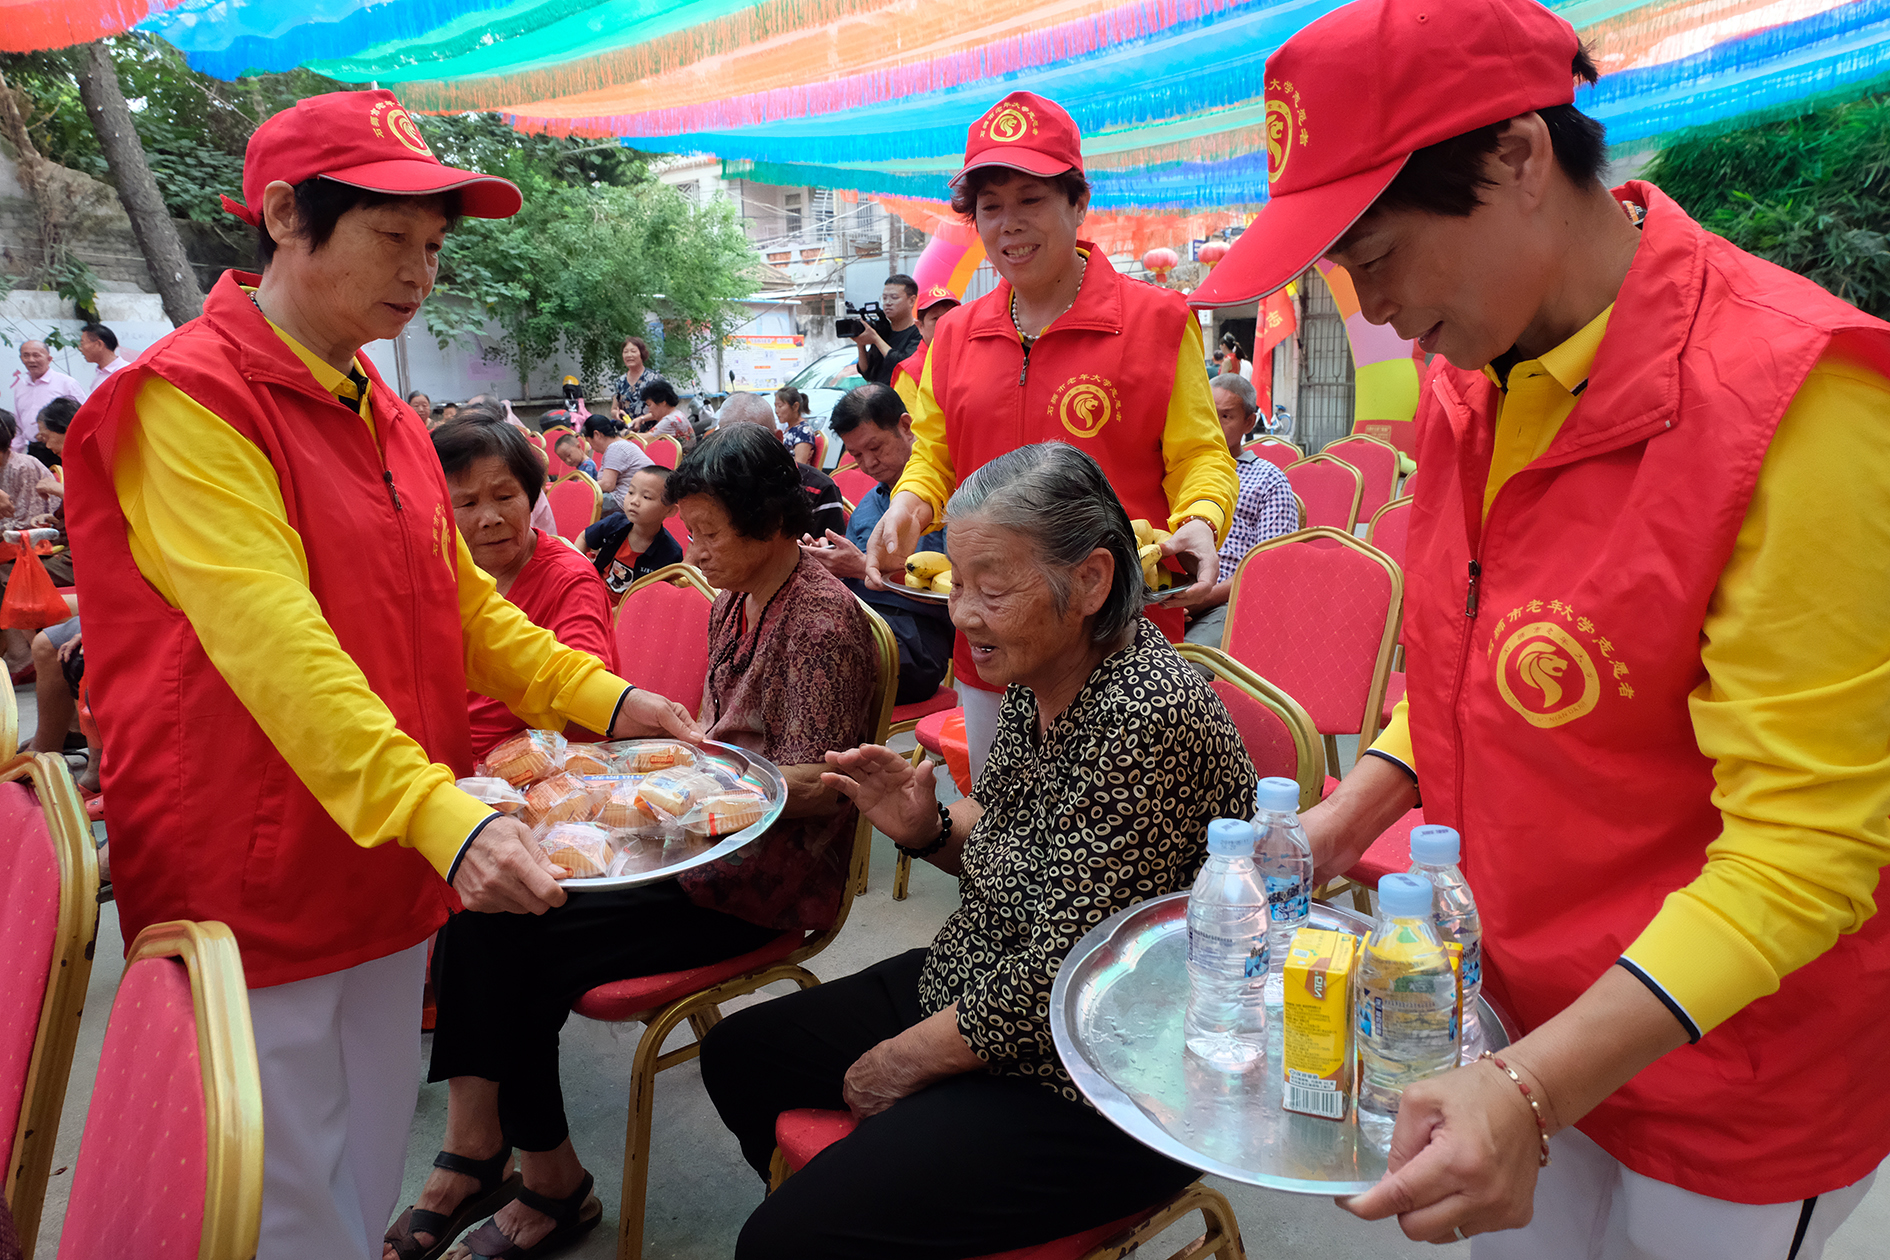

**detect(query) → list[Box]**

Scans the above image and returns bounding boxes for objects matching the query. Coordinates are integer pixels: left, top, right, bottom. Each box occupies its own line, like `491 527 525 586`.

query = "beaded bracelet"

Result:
895 803 953 860
1478 1051 1552 1168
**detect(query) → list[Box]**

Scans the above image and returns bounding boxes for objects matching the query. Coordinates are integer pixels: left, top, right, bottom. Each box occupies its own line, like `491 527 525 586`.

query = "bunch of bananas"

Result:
1131 519 1179 593
905 551 953 594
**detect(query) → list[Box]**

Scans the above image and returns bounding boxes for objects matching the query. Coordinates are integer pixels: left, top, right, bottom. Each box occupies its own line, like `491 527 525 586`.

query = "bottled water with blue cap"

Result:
1253 776 1313 1007
1184 818 1269 1069
1407 824 1483 1060
1358 872 1460 1149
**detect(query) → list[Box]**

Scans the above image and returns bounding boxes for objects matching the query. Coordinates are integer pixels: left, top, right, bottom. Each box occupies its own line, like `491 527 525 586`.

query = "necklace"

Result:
1010 252 1088 343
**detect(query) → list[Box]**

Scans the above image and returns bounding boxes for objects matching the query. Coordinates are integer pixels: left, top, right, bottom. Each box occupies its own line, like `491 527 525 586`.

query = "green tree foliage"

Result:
1645 96 1890 317
431 166 758 392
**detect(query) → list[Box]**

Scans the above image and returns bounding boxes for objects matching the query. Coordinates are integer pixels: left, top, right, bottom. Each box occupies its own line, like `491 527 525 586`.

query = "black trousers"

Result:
428 879 779 1151
698 949 1198 1260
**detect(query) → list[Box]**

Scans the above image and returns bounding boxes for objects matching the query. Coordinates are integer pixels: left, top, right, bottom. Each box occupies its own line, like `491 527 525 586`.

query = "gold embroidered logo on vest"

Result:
432 502 454 565
1050 374 1119 439
1265 79 1306 183
1489 599 1633 727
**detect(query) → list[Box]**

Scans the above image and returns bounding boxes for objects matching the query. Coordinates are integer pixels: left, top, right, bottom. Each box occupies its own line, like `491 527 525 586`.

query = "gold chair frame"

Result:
588 602 898 1260
764 1166 1244 1260
1325 433 1402 515
1174 645 1326 812
1367 493 1414 547
882 657 959 903
1222 527 1403 776
1282 453 1364 533
1242 435 1302 460
5 752 97 1259
621 562 718 602
116 920 264 1260
643 434 684 467
1 674 18 759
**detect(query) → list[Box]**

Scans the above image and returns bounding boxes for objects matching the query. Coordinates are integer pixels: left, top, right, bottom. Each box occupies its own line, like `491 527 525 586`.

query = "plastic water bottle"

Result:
1357 872 1460 1148
1184 818 1270 1070
1253 777 1312 1007
1408 824 1483 1060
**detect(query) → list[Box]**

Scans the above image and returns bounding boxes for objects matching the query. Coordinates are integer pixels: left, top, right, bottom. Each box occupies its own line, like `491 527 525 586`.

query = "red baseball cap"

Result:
1191 0 1580 308
952 91 1085 186
220 89 522 227
916 285 961 313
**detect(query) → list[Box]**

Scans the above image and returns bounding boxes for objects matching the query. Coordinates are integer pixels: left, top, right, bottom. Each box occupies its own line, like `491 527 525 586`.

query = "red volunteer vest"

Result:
926 244 1190 689
1404 183 1890 1201
68 271 472 988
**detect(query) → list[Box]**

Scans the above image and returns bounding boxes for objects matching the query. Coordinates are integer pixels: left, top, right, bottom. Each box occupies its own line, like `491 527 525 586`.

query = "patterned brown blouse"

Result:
678 552 877 932
918 618 1258 1101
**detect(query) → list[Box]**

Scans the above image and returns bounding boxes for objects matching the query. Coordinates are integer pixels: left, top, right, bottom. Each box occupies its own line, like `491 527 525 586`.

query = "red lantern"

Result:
1142 247 1180 280
1197 240 1230 269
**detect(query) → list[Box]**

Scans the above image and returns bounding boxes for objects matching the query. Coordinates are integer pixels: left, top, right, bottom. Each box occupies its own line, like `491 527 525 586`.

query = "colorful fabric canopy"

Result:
12 0 1890 214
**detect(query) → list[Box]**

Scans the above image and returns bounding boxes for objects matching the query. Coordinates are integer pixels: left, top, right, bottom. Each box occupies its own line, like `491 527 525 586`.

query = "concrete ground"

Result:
23 689 1890 1259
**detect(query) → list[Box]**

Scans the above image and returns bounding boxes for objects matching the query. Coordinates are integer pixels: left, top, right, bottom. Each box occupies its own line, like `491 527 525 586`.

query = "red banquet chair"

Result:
571 607 898 1260
1 751 97 1257
56 919 264 1260
1242 436 1301 471
812 432 828 468
879 681 961 901
1222 528 1402 776
663 514 690 553
1283 454 1365 533
542 428 575 478
643 434 683 467
830 466 880 510
1325 435 1400 527
769 1110 1246 1260
1175 645 1325 809
1366 494 1413 570
546 471 603 542
614 564 715 718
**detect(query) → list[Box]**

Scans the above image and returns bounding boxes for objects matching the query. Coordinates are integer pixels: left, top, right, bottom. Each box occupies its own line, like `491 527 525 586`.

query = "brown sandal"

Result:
385 1147 521 1260
455 1172 602 1260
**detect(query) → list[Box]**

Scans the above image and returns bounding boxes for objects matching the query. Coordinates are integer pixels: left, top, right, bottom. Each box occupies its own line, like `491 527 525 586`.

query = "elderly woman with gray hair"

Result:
699 441 1257 1259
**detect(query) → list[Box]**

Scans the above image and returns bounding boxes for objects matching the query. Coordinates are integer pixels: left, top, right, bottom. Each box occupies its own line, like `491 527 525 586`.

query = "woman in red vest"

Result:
864 91 1238 779
1193 2 1890 1256
67 91 699 1257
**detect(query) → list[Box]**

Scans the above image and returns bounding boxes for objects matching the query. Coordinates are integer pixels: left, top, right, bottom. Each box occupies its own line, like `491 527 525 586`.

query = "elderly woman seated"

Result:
700 442 1258 1259
390 423 879 1260
432 419 617 758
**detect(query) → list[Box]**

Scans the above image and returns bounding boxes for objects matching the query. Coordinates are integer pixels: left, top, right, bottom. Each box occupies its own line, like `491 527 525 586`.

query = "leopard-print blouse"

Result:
917 618 1259 1102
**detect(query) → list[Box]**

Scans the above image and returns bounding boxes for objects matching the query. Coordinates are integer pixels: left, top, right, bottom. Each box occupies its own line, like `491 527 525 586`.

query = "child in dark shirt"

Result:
588 465 683 593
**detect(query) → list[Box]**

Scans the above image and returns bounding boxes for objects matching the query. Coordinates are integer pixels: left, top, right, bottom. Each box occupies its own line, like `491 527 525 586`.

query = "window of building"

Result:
785 191 802 237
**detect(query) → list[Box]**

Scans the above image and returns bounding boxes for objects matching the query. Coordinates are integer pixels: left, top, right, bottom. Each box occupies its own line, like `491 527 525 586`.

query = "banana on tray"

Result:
1129 519 1180 593
905 550 953 594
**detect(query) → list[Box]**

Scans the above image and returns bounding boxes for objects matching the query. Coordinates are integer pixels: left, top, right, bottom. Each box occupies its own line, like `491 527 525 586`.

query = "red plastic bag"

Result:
0 538 71 631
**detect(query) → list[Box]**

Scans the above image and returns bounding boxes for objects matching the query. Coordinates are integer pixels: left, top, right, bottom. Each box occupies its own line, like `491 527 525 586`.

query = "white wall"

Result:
0 290 172 396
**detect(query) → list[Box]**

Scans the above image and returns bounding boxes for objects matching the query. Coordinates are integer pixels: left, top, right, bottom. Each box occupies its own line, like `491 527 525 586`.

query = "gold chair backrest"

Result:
1175 644 1327 811
4 752 98 1259
122 920 264 1260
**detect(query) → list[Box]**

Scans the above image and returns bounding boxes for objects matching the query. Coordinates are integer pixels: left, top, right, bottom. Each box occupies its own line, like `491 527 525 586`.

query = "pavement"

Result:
23 690 1889 1260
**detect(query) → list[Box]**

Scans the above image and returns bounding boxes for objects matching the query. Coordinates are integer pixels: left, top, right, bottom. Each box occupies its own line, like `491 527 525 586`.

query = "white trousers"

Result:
247 941 428 1260
1472 1127 1877 1260
960 685 1004 786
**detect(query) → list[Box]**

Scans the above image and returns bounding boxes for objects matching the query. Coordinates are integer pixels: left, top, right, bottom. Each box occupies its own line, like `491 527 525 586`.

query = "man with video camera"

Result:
848 274 924 387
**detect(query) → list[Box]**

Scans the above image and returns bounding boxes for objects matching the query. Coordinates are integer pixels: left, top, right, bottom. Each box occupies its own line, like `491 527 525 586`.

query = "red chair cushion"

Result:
913 709 970 795
831 467 880 509
1207 678 1299 786
773 1108 1154 1260
545 478 597 541
572 930 803 1020
1345 807 1425 889
664 515 690 551
1247 442 1298 470
614 578 712 719
892 686 958 727
1327 439 1398 525
1368 499 1412 569
0 781 57 1166
57 956 206 1260
1284 461 1362 532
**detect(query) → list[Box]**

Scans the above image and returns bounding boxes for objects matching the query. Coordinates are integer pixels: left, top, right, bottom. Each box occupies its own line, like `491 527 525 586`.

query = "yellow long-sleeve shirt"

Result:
894 272 1236 543
115 318 630 881
1371 305 1890 1035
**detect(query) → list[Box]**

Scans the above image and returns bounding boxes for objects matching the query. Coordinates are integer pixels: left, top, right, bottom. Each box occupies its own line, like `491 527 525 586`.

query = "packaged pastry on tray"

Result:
679 789 769 838
609 739 698 773
636 765 741 819
537 822 613 879
521 771 597 829
456 776 528 814
594 779 659 830
562 746 620 777
479 730 569 787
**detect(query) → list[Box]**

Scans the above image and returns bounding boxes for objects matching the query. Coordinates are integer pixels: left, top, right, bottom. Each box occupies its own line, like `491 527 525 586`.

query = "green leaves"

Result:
1646 95 1890 318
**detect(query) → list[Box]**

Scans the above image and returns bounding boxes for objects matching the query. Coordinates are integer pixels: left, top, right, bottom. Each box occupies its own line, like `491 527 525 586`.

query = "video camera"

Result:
835 301 892 341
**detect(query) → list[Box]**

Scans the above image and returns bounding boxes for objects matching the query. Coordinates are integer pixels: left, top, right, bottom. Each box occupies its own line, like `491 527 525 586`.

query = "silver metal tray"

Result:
879 580 950 606
558 740 787 891
1050 891 1513 1195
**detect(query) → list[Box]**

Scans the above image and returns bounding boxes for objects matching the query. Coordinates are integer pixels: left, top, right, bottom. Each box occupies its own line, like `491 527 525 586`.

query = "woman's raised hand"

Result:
611 688 705 744
822 743 938 845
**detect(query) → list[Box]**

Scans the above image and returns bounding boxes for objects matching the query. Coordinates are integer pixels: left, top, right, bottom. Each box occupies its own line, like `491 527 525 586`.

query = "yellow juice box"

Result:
1282 927 1357 1120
